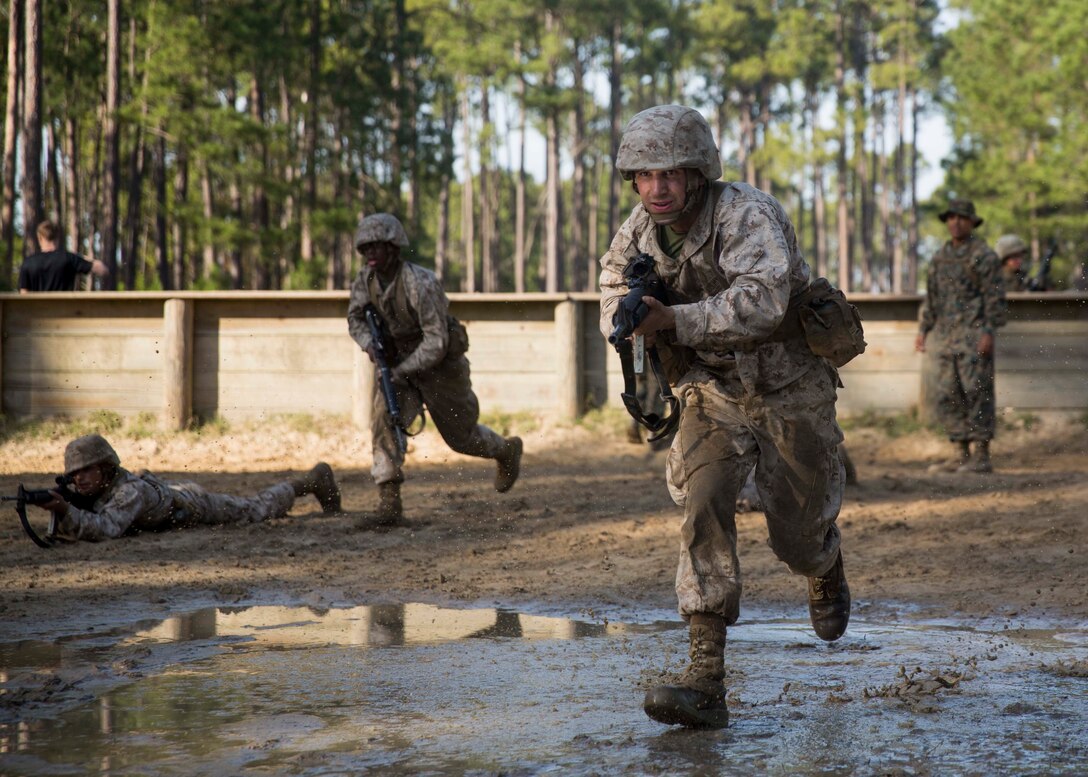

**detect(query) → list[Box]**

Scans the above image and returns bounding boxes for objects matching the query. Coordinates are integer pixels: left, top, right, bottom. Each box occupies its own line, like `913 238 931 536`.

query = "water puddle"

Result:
1 603 1086 775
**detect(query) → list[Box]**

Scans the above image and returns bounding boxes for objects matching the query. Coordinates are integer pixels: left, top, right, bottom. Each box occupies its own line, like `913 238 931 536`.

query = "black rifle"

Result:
1028 239 1058 292
608 253 670 345
2 475 84 549
608 253 680 442
363 304 409 455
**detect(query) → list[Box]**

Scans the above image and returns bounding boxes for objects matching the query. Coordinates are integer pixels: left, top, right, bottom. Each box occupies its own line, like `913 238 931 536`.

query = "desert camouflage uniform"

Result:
599 181 845 625
919 235 1007 442
347 258 507 486
53 468 296 542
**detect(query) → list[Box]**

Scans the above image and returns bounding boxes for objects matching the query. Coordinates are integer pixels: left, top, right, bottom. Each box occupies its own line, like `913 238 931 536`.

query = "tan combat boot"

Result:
290 462 341 514
495 437 523 493
377 482 403 524
958 441 993 473
808 550 851 641
643 612 730 728
927 440 970 473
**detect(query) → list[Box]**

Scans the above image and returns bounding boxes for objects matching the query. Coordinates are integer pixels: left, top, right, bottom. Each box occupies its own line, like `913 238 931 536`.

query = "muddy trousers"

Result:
934 349 996 442
371 354 507 485
665 367 845 624
167 482 297 527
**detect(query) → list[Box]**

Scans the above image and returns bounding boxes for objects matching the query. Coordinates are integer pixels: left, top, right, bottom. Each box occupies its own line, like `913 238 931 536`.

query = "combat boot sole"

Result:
644 686 729 729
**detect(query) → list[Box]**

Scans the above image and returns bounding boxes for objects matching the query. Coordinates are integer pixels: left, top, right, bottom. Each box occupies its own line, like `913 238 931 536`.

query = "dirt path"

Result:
2 414 1086 643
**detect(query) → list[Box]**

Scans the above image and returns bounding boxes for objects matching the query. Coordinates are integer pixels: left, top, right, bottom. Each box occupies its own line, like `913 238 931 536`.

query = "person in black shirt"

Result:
18 220 109 292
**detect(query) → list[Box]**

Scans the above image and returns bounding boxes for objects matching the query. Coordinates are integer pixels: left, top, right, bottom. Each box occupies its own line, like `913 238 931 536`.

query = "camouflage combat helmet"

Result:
995 234 1028 262
64 434 120 475
354 213 409 251
939 199 984 227
616 105 722 182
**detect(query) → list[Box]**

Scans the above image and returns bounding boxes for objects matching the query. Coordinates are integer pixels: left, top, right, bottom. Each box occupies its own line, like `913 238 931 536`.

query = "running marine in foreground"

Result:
599 105 852 728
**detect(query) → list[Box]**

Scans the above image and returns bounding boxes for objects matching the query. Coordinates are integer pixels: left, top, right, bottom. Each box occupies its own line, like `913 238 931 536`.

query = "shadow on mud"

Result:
1 602 1086 775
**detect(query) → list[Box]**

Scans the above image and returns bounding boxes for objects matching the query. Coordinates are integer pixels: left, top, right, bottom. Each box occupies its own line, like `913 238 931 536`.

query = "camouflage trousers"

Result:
933 349 996 442
665 364 845 624
168 481 296 528
371 354 507 485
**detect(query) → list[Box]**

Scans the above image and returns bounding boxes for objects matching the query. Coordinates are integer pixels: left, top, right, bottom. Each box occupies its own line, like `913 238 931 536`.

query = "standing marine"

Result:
915 199 1007 473
995 233 1030 292
346 213 523 524
599 105 850 729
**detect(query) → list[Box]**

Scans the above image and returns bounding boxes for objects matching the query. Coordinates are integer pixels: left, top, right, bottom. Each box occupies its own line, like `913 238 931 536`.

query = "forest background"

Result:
1 0 1085 294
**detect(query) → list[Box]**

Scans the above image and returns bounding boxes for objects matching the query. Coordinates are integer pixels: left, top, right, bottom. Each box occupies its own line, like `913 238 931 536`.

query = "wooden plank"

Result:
997 372 1088 409
163 299 194 430
837 372 921 411
5 334 165 371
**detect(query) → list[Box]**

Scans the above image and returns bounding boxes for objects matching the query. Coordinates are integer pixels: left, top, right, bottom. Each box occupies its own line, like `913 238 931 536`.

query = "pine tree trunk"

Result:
250 76 270 289
172 147 188 289
46 122 62 228
435 93 454 286
278 73 295 289
569 52 586 291
200 161 216 286
123 17 147 292
299 0 320 267
514 53 526 293
480 84 495 292
1 0 21 282
21 0 42 254
908 86 919 292
154 134 169 290
99 0 121 288
545 104 562 292
544 10 562 292
892 28 907 294
834 2 851 291
460 84 475 292
63 117 80 254
607 18 622 243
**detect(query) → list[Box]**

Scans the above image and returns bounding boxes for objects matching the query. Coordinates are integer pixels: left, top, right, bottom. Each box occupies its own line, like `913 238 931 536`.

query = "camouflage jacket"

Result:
919 236 1007 350
346 259 453 379
1002 264 1029 293
599 181 822 396
54 468 175 542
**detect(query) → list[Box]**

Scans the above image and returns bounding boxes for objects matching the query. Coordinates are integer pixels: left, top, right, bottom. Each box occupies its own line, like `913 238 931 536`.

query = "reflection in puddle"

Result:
1 604 1086 776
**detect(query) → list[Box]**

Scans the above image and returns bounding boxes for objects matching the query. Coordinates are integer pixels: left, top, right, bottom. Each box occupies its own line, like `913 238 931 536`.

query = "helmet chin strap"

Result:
646 173 708 226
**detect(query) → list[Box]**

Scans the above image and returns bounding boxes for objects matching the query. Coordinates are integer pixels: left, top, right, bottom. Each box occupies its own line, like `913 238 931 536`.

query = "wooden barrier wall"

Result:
2 291 1086 428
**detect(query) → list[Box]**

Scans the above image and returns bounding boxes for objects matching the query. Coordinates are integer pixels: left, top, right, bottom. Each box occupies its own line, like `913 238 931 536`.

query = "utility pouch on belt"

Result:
446 315 469 360
795 277 866 367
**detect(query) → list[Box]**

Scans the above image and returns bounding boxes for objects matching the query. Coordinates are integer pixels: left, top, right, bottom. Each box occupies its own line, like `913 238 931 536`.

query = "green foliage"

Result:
7 0 1084 294
477 410 542 437
189 415 231 436
1000 412 1042 432
0 410 135 445
941 0 1088 279
573 405 630 438
839 407 930 437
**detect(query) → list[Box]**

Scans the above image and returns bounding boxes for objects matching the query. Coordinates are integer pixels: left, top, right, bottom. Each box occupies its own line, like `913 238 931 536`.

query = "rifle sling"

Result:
618 340 681 442
15 496 55 549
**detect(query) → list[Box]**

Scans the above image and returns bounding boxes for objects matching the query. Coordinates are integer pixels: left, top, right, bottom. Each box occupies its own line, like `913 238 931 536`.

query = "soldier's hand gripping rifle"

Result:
363 304 411 456
1027 239 1058 292
2 475 81 549
608 253 681 442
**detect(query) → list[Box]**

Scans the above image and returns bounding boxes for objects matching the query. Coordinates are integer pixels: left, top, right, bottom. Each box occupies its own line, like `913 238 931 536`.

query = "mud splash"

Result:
1 603 1085 775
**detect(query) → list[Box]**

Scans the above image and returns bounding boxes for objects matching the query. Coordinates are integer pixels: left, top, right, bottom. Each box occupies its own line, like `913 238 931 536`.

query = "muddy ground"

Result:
2 410 1085 642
